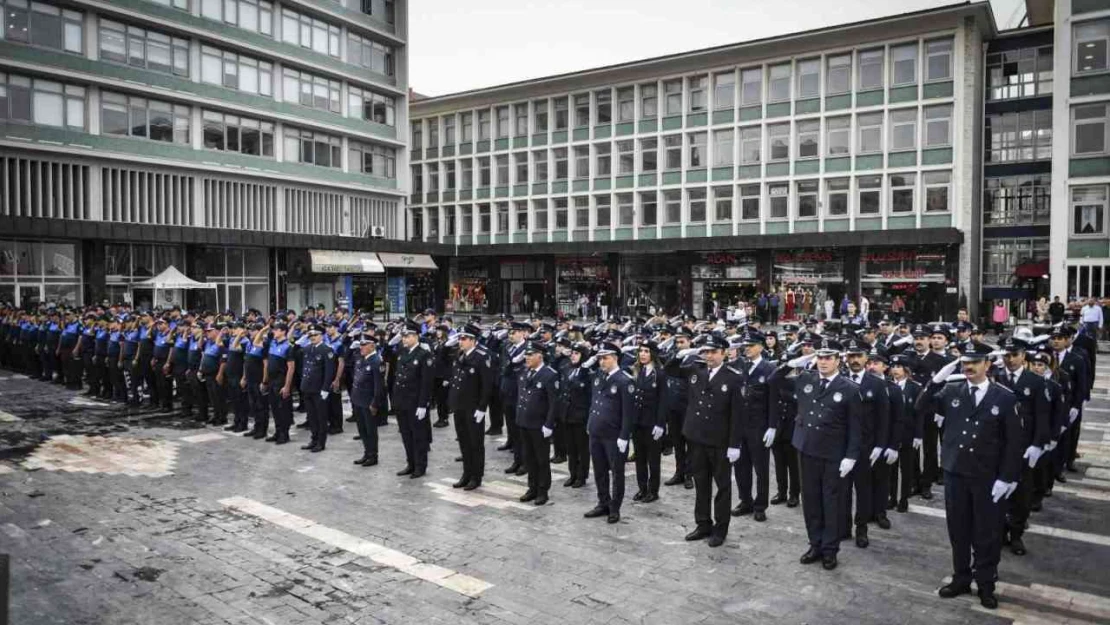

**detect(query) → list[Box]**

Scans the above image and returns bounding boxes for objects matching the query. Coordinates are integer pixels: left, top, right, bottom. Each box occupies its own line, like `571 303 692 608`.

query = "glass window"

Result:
797 120 819 159
444 161 456 189
664 135 682 170
516 103 529 136
740 126 761 164
768 123 789 161
204 110 274 156
664 79 682 115
0 73 84 129
926 38 953 81
573 145 589 178
890 108 917 151
496 105 509 138
859 49 884 90
890 43 918 86
1073 103 1109 156
924 171 950 212
826 178 849 217
102 92 189 144
99 20 189 76
460 159 473 189
616 87 634 122
574 94 590 127
713 72 734 110
987 46 1053 100
1073 186 1108 236
858 175 881 215
984 238 1050 288
533 100 548 133
768 182 788 219
616 140 634 175
857 113 882 154
985 110 1052 162
514 152 528 184
573 196 589 229
663 190 681 224
554 97 568 130
350 141 395 178
347 33 394 76
282 8 340 57
533 200 548 231
826 54 851 95
533 150 548 182
283 68 340 113
593 143 610 177
688 75 707 112
443 206 456 236
554 147 569 180
713 129 734 167
827 116 850 155
925 104 952 147
495 203 508 233
459 206 472 235
688 188 706 223
640 137 657 172
713 186 732 221
740 68 761 106
513 202 527 232
797 58 820 98
740 184 760 220
2 1 83 54
200 46 272 95
796 180 818 218
478 156 491 186
768 64 791 102
688 132 707 168
640 192 657 226
348 86 395 126
461 112 473 142
890 173 916 213
617 193 634 226
984 174 1052 226
596 89 612 124
200 0 272 36
555 197 568 229
442 115 455 145
640 84 657 119
595 195 611 228
283 126 340 167
495 154 508 185
1074 20 1109 75
477 109 490 140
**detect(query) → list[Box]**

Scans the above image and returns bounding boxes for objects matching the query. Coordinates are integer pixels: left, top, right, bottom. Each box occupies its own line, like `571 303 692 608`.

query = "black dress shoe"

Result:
684 476 694 490
886 498 897 510
345 416 357 422
504 464 521 474
410 469 425 478
361 457 378 466
433 419 449 428
584 505 609 519
1030 499 1043 512
327 427 342 435
642 493 659 503
396 466 414 476
978 589 999 610
551 454 567 464
310 445 324 453
563 476 576 487
1055 473 1067 483
1010 536 1027 556
753 511 766 522
1066 463 1078 473
533 493 548 506
821 554 838 570
454 456 463 462
485 428 502 436
606 513 620 524
354 457 369 465
251 431 267 439
786 497 799 508
519 489 537 502
224 424 239 431
935 475 945 485
632 491 645 502
354 435 361 440
800 548 821 564
937 583 972 599
453 477 470 488
664 474 685 487
265 435 278 442
855 525 869 548
496 443 512 451
274 437 289 445
463 480 481 491
296 422 310 429
571 479 586 489
301 444 316 450
685 527 712 541
875 515 891 530
514 466 528 476
770 493 787 505
896 499 909 513
731 502 754 517
919 490 934 500
707 535 725 548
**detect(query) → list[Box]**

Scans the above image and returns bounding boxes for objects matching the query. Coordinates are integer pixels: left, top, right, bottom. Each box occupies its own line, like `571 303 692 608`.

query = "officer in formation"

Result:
350 333 386 466
299 324 336 453
514 340 560 505
447 323 494 491
391 321 433 478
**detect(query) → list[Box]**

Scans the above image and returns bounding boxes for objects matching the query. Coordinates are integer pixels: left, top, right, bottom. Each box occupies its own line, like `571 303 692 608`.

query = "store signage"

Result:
861 247 946 283
774 250 843 283
776 251 835 263
387 276 407 318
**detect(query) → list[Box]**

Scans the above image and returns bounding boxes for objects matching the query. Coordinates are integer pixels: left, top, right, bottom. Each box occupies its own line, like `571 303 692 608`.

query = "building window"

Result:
827 116 850 155
444 161 456 189
478 204 491 234
411 122 423 149
1073 186 1108 236
640 137 657 172
200 0 272 36
281 8 339 57
201 46 272 95
926 38 953 81
359 0 394 24
1 0 83 53
594 143 611 176
663 190 681 224
987 46 1053 100
984 175 1051 226
151 0 189 9
0 73 85 129
427 163 439 191
533 150 548 182
768 64 791 102
889 173 916 213
616 87 634 123
459 205 472 235
574 94 590 127
640 192 657 226
513 201 527 232
689 132 707 168
410 165 421 194
496 105 510 138
204 110 275 156
924 104 952 147
768 123 789 161
616 140 634 175
478 156 491 186
796 120 819 159
664 135 682 170
478 110 491 141
554 147 569 180
688 189 706 223
350 142 395 178
986 110 1052 162
573 196 589 229
554 97 568 130
1074 20 1109 75
923 171 950 212
983 238 1049 287
1073 103 1109 156
714 72 734 110
740 184 760 220
796 180 818 219
102 92 189 144
495 154 508 185
460 160 472 189
495 202 508 233
858 49 884 90
664 79 682 115
889 108 917 151
443 115 456 144
99 20 188 76
347 33 394 76
768 183 788 219
283 68 340 113
890 43 918 86
534 200 548 231
740 68 761 106
573 145 589 178
443 206 456 236
858 175 881 215
826 178 849 217
688 75 707 113
640 84 657 118
348 86 395 126
461 112 473 142
740 126 761 164
514 152 528 184
595 195 611 227
617 193 634 226
713 129 734 167
797 58 820 99
857 113 882 154
532 100 547 133
827 54 851 95
596 89 612 124
555 198 568 229
713 186 732 221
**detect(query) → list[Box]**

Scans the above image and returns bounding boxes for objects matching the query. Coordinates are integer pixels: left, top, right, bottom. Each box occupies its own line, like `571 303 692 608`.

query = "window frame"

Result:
889 173 917 214
768 63 791 103
1071 185 1109 238
858 48 885 90
1072 102 1109 157
713 71 735 110
1073 19 1110 76
925 38 953 82
889 107 918 152
796 120 819 160
102 91 190 144
826 54 852 95
890 42 919 87
825 177 850 218
826 116 850 156
796 58 821 99
923 171 951 213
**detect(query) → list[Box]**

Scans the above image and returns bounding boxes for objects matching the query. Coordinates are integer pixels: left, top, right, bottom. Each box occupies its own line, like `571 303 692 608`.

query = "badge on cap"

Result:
866 390 873 398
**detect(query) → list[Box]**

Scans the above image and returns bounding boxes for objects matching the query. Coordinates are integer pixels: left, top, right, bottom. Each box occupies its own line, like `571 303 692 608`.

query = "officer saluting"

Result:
584 342 637 524
515 340 560 505
391 321 434 478
350 332 386 467
793 338 862 571
448 323 494 491
929 341 1023 610
299 324 336 453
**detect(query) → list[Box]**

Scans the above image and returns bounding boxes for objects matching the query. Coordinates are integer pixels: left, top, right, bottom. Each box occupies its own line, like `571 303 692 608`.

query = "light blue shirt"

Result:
1081 304 1103 328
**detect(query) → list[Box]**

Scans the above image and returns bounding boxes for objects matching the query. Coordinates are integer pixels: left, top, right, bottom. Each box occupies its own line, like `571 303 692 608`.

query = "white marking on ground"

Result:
67 397 109 407
997 582 1110 622
425 480 535 511
908 504 1110 547
179 432 226 444
219 496 492 597
0 410 21 422
0 464 14 475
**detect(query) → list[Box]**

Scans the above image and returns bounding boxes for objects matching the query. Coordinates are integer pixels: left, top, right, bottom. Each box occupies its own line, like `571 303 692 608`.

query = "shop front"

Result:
104 242 182 309
772 250 846 321
690 252 759 318
859 247 952 322
556 256 611 319
377 252 439 319
620 254 682 317
286 249 385 314
191 246 271 313
0 239 83 307
448 257 490 315
500 258 548 316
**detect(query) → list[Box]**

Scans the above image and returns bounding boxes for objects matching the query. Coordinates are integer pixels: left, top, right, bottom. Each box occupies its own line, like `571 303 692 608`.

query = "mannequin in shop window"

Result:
802 289 813 316
824 295 835 321
785 288 796 321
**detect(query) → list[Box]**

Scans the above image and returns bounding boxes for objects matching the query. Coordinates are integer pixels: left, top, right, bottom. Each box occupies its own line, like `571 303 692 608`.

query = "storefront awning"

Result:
376 252 438 270
309 250 384 274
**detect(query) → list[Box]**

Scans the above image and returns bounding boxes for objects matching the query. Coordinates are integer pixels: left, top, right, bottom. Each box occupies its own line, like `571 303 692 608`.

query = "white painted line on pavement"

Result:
425 480 535 511
220 496 493 598
908 504 1110 547
1086 467 1110 481
0 410 21 422
1052 485 1110 502
0 464 14 475
1006 582 1110 622
179 432 226 444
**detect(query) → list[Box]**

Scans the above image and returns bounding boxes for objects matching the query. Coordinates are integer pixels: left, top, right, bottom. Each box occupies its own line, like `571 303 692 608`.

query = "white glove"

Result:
474 410 486 423
1023 445 1043 468
442 380 449 387
676 347 698 359
726 447 741 463
320 391 329 399
991 480 1009 503
658 337 675 352
1046 439 1058 452
932 359 960 384
934 414 945 427
582 355 598 369
388 333 401 346
912 438 923 450
787 353 817 368
541 425 552 438
511 353 525 364
419 342 431 352
839 458 856 478
415 407 427 420
893 335 914 347
763 428 776 448
616 438 629 453
869 447 883 466
651 425 664 441
1069 407 1079 424
1005 481 1018 498
445 334 459 347
884 448 899 464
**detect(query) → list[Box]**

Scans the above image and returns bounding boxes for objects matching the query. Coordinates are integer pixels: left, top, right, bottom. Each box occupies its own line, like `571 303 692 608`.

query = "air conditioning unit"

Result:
369 225 386 239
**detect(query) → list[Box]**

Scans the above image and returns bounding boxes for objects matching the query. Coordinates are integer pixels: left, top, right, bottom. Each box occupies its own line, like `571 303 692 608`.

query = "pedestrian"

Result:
1080 297 1103 337
992 301 1009 334
448 323 494 491
584 342 636 524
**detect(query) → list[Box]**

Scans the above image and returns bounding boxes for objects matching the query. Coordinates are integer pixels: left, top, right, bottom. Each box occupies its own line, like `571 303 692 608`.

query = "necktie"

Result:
820 378 829 393
970 385 980 406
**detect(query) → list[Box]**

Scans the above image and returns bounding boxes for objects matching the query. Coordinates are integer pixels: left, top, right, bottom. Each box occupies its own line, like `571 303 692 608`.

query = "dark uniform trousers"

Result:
521 427 551 493
397 408 429 471
772 436 801 500
842 457 874 533
691 443 732 536
566 423 590 482
354 405 378 457
327 389 343 432
735 430 770 511
667 407 688 478
191 370 209 418
129 357 146 404
206 376 228 423
502 394 523 465
590 437 626 514
109 357 127 401
154 359 173 410
268 382 293 435
228 377 249 429
633 427 662 495
945 471 1003 591
891 445 919 504
455 410 486 482
82 351 97 393
801 454 844 555
143 357 160 406
305 391 329 448
174 364 193 415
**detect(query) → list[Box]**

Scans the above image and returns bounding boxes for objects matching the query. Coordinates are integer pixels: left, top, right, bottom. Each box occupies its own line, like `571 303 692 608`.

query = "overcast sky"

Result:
408 0 1027 96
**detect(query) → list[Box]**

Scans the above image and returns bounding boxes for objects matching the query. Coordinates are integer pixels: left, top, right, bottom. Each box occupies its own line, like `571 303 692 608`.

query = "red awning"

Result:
1013 260 1049 279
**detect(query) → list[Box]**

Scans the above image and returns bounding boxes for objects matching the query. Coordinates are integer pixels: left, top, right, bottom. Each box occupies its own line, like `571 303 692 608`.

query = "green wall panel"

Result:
572 180 589 192
794 160 819 175
824 218 850 232
513 137 529 149
923 81 954 99
765 221 789 235
825 157 851 172
855 218 882 231
738 223 760 236
766 163 790 177
889 86 918 103
476 140 490 152
888 151 917 167
795 98 820 114
615 175 634 189
712 109 735 125
662 116 683 131
1069 240 1110 257
594 178 612 191
573 128 590 141
686 225 708 239
615 122 635 136
825 94 851 111
639 119 658 133
594 125 612 140
512 184 528 196
639 227 658 240
1072 74 1110 97
922 214 952 228
855 154 883 170
661 226 681 239
638 173 657 186
738 165 761 179
551 131 568 144
532 182 549 195
662 171 682 185
476 187 490 199
474 235 490 245
922 148 953 165
493 234 508 244
442 190 455 201
686 113 708 127
614 228 634 241
686 169 708 183
887 216 916 229
794 220 818 233
551 231 568 243
1071 158 1110 177
739 106 762 121
459 189 472 200
494 186 508 198
1073 0 1110 13
494 138 509 151
766 102 791 118
712 167 733 181
594 230 612 242
460 143 473 155
551 180 568 194
443 145 456 157
711 224 732 237
856 90 884 107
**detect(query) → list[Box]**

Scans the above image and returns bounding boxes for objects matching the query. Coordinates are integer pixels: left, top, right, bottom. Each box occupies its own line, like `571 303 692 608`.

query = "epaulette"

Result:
726 366 743 375
993 382 1014 395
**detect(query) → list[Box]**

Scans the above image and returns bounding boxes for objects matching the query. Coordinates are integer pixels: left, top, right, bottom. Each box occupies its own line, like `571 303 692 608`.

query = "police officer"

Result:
561 342 593 488
732 330 776 522
930 341 1022 611
499 321 530 474
840 338 890 548
919 323 956 497
793 338 862 571
59 311 83 389
107 317 126 402
151 318 174 413
514 340 560 505
262 321 295 445
186 323 208 421
200 324 228 426
584 342 636 524
351 332 386 466
168 323 192 416
887 353 922 513
1052 325 1090 475
245 323 270 439
662 327 694 490
391 321 433 478
668 335 744 548
769 343 803 508
630 340 665 504
223 324 251 433
447 323 494 490
1029 347 1068 506
299 324 336 452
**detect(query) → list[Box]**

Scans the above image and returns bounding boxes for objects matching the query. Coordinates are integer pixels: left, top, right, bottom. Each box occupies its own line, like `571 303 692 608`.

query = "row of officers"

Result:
0 307 1097 611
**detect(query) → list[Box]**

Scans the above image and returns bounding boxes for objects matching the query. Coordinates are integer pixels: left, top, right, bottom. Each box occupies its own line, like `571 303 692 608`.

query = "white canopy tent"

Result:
130 265 219 308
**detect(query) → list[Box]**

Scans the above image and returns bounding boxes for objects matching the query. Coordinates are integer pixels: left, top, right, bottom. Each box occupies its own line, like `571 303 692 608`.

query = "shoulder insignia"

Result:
1045 387 1051 401
995 384 1014 395
553 380 559 389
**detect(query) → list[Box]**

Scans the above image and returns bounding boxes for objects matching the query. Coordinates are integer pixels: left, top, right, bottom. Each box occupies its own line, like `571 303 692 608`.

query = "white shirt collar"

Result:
821 372 838 384
968 379 989 395
708 364 722 378
748 357 762 371
606 368 622 379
